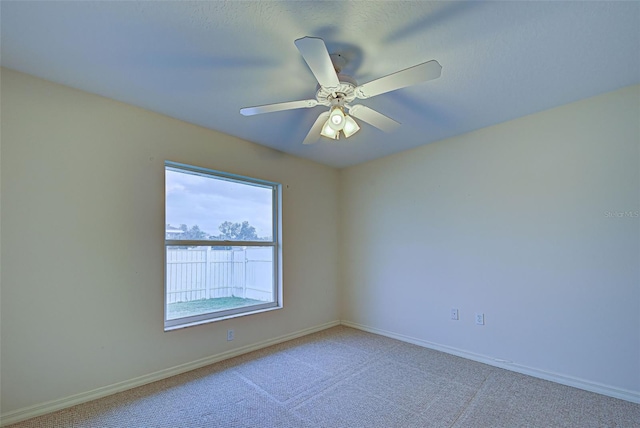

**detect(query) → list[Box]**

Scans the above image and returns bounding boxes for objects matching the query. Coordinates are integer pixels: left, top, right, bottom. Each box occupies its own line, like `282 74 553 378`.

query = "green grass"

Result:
167 296 263 320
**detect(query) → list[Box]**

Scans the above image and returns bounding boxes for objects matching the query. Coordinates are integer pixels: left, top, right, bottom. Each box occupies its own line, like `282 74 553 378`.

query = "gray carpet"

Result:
7 326 640 427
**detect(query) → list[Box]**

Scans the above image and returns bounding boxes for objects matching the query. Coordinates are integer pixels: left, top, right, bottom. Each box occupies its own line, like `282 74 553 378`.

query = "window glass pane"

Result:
166 246 274 320
166 168 273 241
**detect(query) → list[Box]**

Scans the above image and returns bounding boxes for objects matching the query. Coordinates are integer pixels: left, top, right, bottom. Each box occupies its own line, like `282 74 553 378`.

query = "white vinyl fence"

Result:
166 247 273 304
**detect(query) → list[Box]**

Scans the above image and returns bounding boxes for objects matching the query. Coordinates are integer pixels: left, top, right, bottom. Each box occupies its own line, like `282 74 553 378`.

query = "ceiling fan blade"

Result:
348 105 400 133
240 99 318 116
302 111 330 145
294 37 340 89
355 60 442 99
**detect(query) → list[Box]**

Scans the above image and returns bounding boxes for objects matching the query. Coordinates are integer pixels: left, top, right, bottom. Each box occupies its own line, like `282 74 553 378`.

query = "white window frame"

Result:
164 161 282 331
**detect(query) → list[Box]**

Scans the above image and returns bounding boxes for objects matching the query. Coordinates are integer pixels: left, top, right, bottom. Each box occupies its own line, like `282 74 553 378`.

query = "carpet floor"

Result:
6 326 640 427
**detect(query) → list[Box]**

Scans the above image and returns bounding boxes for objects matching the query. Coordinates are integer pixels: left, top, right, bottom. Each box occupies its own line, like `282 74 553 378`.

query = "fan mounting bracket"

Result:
329 54 347 73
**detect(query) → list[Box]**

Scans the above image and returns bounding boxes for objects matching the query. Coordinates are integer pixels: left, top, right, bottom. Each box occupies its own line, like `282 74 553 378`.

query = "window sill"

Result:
164 304 283 332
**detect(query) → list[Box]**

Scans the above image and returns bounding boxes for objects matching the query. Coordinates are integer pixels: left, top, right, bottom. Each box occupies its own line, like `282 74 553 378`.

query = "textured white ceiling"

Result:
2 1 639 168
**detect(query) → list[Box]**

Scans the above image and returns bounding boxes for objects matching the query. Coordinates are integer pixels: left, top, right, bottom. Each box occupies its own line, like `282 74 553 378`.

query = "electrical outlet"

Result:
451 308 459 320
475 313 485 325
227 329 234 341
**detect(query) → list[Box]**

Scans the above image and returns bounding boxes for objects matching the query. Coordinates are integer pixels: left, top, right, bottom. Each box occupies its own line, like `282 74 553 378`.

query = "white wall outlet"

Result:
475 313 485 325
451 308 459 320
227 329 235 341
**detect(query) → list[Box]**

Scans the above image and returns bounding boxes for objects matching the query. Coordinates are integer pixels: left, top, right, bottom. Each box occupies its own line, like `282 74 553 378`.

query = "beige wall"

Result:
0 68 340 414
339 85 640 399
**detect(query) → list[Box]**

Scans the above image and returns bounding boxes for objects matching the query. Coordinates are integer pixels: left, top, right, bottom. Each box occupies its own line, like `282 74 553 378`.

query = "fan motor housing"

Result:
316 73 358 107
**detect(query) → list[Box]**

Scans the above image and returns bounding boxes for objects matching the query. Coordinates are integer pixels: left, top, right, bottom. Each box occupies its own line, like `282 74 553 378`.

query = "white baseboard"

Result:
340 320 640 404
0 320 340 427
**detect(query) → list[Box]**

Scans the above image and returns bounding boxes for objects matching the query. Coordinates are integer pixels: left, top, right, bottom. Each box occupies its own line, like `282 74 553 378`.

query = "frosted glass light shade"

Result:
328 107 345 131
342 115 360 138
320 120 339 139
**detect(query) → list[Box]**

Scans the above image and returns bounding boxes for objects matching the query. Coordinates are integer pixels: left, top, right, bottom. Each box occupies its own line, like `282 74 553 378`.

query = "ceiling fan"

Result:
240 37 442 145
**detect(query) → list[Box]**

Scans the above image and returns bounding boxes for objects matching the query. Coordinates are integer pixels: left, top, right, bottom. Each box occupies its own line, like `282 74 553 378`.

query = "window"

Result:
164 161 282 330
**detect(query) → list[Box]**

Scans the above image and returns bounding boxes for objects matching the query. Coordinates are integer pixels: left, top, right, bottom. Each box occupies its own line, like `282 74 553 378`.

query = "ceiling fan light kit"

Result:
240 36 442 145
